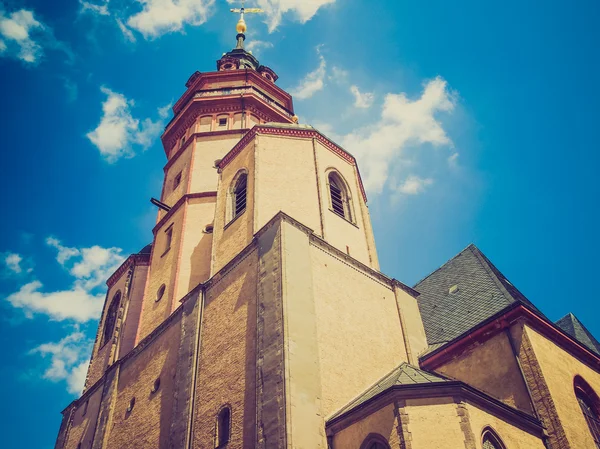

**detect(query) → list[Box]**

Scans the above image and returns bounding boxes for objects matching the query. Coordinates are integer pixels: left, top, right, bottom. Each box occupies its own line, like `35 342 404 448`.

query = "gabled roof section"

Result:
556 313 600 355
415 244 543 347
328 363 448 421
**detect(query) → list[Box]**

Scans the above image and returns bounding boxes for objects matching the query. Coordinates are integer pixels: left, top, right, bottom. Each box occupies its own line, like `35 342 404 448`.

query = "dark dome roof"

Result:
138 244 152 255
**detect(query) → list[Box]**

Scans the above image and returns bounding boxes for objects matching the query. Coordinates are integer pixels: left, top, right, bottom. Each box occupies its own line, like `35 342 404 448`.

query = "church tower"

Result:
55 8 600 449
54 12 427 449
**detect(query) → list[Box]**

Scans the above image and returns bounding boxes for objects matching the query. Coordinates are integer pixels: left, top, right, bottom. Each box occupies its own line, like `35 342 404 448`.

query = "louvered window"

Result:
233 174 247 218
328 173 352 221
577 390 600 447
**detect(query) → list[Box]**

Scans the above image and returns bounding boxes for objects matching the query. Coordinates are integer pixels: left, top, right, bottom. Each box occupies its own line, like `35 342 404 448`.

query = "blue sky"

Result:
0 0 599 447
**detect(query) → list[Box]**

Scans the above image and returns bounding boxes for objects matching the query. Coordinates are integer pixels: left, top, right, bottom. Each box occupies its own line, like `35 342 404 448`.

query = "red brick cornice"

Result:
217 126 369 202
420 303 600 372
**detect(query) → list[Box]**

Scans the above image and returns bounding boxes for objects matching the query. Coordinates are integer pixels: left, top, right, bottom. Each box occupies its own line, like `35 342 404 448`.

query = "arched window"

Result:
575 376 600 447
231 172 247 220
359 434 390 449
101 291 121 347
215 406 231 447
328 172 353 222
482 427 506 449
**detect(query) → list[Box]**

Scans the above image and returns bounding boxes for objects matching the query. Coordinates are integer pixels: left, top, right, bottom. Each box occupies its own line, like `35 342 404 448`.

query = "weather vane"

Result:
230 0 263 35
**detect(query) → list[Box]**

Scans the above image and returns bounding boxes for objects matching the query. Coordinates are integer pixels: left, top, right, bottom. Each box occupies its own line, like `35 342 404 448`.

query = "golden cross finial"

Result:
230 0 263 34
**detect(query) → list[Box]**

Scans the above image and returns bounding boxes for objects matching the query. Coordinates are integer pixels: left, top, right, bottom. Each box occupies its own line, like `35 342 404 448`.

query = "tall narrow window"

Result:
216 406 231 447
180 135 186 148
328 172 352 221
575 378 600 447
173 172 182 189
233 174 247 218
102 291 121 347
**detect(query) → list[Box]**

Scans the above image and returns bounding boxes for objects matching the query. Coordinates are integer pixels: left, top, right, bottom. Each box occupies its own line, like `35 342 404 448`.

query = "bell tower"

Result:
55 11 427 449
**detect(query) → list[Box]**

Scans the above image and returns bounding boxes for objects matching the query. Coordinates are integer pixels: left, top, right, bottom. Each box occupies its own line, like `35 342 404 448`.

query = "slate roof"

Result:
556 313 600 355
414 244 543 347
328 363 448 421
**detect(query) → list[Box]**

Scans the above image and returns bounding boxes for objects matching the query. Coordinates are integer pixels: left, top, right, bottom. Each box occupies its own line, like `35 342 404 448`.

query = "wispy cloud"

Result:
448 152 459 168
395 175 434 195
86 87 167 162
4 252 23 274
243 0 336 32
340 77 456 195
246 39 273 56
4 237 124 322
288 46 326 100
350 85 374 109
127 0 215 38
0 5 73 64
30 330 92 395
0 7 43 63
116 18 136 42
79 0 110 16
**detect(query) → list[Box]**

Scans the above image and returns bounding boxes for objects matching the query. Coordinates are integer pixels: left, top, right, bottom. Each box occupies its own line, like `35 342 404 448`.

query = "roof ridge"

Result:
413 243 478 288
468 245 515 307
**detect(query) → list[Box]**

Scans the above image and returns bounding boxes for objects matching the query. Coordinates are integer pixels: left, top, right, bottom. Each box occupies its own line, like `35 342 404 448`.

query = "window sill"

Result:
160 247 171 258
328 208 359 229
224 209 246 231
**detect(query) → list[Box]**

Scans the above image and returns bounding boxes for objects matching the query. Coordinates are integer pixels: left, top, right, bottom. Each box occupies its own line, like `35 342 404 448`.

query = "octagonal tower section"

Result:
136 49 296 342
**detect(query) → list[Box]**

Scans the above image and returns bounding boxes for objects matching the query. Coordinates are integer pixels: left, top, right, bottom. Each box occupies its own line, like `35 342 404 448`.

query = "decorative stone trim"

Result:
517 329 571 449
152 192 217 235
394 400 412 449
455 399 477 449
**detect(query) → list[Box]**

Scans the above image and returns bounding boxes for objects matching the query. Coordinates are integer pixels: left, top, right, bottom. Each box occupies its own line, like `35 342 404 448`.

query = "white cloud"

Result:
127 0 215 38
4 252 23 274
6 281 104 322
288 46 326 100
79 0 110 16
47 237 125 291
117 18 136 42
0 7 42 63
396 175 433 195
3 238 124 322
330 66 348 83
245 0 336 32
86 87 167 162
246 39 273 55
30 330 93 395
350 85 374 109
158 103 172 119
46 237 80 265
340 77 456 194
448 152 459 168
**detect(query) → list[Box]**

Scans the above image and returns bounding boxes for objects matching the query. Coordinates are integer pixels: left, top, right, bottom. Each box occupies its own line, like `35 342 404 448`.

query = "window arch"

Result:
215 405 231 447
359 433 390 449
101 291 121 347
482 427 506 449
229 170 248 222
327 171 353 222
575 376 600 447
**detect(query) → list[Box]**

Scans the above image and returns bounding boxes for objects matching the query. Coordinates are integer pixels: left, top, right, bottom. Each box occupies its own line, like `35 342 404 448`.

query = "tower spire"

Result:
230 0 263 50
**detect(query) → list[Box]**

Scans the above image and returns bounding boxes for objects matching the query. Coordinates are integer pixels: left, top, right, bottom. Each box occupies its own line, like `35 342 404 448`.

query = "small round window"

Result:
156 284 166 302
203 224 214 234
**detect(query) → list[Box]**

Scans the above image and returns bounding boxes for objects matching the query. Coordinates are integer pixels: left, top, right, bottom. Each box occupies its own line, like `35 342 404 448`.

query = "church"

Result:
54 10 600 449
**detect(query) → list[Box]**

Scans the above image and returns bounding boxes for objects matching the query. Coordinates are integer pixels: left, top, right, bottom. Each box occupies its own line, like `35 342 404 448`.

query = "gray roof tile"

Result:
556 313 600 356
414 244 543 347
328 363 448 421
